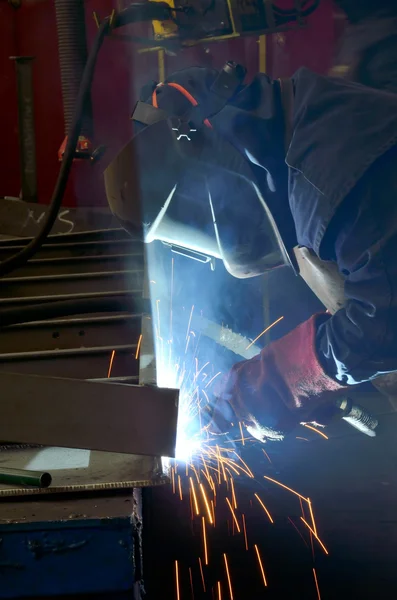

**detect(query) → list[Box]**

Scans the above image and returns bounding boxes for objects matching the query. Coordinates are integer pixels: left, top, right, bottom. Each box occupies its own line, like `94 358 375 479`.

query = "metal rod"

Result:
0 467 52 488
10 56 38 203
0 343 137 361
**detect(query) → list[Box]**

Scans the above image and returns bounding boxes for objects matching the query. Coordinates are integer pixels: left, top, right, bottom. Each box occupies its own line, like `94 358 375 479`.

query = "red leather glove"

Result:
208 314 344 441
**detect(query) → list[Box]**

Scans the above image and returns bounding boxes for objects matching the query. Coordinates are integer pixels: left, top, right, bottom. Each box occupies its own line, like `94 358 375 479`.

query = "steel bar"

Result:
0 372 178 457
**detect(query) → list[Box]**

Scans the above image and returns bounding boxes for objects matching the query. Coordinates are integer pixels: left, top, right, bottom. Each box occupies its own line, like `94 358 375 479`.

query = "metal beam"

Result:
0 372 178 458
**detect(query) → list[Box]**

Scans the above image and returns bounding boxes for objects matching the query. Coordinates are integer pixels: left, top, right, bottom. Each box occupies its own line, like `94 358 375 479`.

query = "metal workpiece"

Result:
0 371 178 458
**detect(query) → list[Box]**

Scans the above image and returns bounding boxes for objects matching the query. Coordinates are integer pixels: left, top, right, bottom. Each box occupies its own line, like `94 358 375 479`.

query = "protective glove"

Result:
207 314 344 442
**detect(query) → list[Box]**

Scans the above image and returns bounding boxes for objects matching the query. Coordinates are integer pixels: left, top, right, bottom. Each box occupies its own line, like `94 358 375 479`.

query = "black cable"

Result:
0 295 150 328
0 19 110 279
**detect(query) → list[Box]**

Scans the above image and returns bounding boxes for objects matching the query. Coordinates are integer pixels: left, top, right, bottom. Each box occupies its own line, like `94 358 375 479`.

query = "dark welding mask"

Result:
104 63 293 278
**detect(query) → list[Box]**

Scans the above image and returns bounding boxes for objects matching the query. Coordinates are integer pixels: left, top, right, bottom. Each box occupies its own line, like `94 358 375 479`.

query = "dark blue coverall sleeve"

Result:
316 145 397 385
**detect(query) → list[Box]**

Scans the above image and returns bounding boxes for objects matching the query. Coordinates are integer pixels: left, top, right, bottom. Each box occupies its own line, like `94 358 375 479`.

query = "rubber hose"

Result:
55 0 92 137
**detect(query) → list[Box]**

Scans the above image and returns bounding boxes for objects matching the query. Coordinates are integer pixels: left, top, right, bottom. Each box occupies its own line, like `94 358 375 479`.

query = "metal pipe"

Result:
0 467 52 488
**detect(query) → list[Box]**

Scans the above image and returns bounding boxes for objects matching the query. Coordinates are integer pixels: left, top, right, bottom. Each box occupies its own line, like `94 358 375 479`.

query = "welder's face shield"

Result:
104 118 291 278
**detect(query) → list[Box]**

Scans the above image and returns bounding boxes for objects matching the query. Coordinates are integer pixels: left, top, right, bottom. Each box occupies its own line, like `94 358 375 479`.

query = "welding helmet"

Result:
104 63 295 278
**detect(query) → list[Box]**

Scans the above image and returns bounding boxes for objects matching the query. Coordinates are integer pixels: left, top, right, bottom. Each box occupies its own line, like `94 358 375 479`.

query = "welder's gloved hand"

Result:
207 315 344 442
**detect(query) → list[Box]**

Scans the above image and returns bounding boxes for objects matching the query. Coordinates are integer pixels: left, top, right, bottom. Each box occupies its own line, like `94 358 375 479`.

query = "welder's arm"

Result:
316 147 397 385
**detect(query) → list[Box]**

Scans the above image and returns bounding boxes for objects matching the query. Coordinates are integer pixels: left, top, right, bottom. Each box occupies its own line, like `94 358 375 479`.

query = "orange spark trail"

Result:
230 477 237 509
211 500 216 526
135 334 142 359
190 477 200 515
189 567 194 600
313 568 321 600
171 467 175 494
107 350 115 378
254 544 268 587
232 452 254 478
217 581 222 600
202 517 208 565
246 316 284 350
226 497 241 532
303 424 329 439
175 560 180 600
300 518 329 555
307 498 317 536
263 475 308 501
254 493 274 524
200 483 213 524
178 475 183 501
287 517 309 548
198 557 206 592
205 371 221 389
223 554 234 600
242 514 248 550
239 422 245 446
191 464 200 484
262 448 272 463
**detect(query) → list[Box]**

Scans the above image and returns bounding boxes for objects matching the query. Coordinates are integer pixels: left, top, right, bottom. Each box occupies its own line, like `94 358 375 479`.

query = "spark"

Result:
191 464 200 484
263 475 308 501
238 422 245 446
246 316 284 350
178 475 183 501
230 477 237 509
296 437 309 441
200 483 214 525
287 517 309 548
307 498 317 536
194 361 210 382
205 371 221 389
242 514 248 550
149 279 156 284
303 424 329 439
226 497 241 532
198 557 206 592
202 517 209 565
135 334 143 359
313 568 321 600
300 518 329 555
189 567 194 600
107 350 115 378
175 560 180 600
233 452 254 478
156 299 161 337
223 554 234 600
202 389 210 404
185 335 191 354
254 544 268 587
217 581 222 600
171 467 175 494
186 305 194 340
202 455 211 481
262 448 272 463
211 499 216 526
254 493 274 524
186 462 189 477
190 477 200 515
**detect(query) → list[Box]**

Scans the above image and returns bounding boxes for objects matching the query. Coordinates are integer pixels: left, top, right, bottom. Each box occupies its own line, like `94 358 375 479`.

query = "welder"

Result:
105 54 397 442
332 0 397 92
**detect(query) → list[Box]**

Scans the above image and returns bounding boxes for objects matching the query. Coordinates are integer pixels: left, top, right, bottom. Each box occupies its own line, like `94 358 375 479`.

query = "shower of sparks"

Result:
175 560 180 600
263 475 308 502
107 350 115 378
245 316 284 350
225 497 241 533
217 581 222 600
254 544 268 587
307 498 317 536
303 424 329 440
202 517 209 565
238 422 245 446
254 493 274 524
190 477 200 515
242 514 249 550
135 334 143 359
230 477 237 509
205 371 221 389
223 554 234 600
178 475 183 501
198 557 206 592
200 483 214 525
300 518 329 555
313 568 322 600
